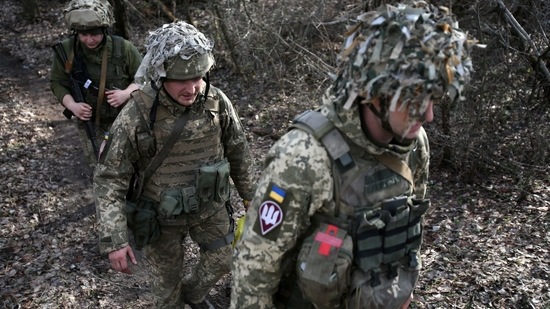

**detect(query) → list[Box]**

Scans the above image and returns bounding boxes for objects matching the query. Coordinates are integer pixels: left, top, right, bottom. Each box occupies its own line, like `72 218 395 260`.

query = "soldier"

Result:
50 0 142 168
231 2 481 309
93 21 255 309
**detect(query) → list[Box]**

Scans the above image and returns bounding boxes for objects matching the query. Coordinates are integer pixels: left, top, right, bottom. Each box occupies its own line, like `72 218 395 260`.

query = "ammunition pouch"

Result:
155 160 231 220
158 186 198 219
125 129 156 203
126 197 160 250
296 223 353 309
355 196 430 287
196 159 231 208
136 130 156 159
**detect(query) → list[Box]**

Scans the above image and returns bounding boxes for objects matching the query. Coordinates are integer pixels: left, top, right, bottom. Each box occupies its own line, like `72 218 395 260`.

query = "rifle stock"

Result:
52 43 99 159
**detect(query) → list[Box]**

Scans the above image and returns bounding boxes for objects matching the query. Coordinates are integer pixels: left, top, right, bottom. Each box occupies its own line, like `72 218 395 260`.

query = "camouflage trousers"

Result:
143 209 232 308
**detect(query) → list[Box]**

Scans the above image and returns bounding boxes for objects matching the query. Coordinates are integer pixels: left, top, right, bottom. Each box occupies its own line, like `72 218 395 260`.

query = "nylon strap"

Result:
65 47 74 74
198 201 235 251
95 45 109 127
374 153 414 188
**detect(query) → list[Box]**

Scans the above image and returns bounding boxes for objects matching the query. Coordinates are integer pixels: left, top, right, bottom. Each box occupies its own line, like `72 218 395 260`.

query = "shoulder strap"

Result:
374 153 414 189
65 37 76 74
291 109 355 173
110 35 126 66
290 109 352 219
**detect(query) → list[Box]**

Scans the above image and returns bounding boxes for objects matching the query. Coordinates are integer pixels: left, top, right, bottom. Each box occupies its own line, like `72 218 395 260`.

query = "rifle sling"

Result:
66 46 74 74
95 47 109 127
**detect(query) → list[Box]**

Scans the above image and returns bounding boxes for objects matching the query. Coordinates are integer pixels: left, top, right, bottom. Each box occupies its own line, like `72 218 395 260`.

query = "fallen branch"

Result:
151 0 177 22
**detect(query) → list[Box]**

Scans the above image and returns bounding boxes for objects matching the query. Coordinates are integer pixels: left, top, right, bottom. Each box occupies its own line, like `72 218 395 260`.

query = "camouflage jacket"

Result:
93 85 256 254
231 92 429 308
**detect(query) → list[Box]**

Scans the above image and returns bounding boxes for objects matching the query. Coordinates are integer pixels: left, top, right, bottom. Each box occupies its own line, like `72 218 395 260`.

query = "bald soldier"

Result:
231 2 482 308
93 21 255 309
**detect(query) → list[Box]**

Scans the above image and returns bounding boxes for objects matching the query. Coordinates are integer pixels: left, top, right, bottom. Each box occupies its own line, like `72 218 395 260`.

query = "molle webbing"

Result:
290 109 428 287
291 110 355 173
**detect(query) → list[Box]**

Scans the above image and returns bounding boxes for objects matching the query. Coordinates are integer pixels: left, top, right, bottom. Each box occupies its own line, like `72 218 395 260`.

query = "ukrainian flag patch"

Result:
268 184 286 203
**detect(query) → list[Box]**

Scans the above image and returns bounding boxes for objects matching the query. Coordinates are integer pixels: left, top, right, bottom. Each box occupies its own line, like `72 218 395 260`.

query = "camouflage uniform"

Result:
94 21 255 308
49 0 142 167
231 2 480 308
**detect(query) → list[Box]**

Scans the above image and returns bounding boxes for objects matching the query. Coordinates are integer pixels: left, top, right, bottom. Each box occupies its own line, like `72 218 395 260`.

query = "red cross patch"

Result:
314 224 343 256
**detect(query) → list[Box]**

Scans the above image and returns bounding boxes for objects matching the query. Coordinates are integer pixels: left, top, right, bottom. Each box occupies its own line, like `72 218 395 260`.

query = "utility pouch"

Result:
406 198 430 258
136 131 156 158
381 197 410 267
126 198 160 250
214 160 231 202
182 187 199 213
296 223 353 309
158 187 199 217
355 211 385 277
158 188 185 218
196 159 230 208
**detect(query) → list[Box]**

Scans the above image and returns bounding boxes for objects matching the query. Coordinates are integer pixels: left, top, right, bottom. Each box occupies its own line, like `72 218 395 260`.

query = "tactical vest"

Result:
132 89 227 205
66 35 129 124
290 107 429 286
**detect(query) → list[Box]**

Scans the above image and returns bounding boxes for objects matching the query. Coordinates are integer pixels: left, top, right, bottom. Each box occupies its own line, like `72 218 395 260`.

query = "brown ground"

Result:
1 1 549 309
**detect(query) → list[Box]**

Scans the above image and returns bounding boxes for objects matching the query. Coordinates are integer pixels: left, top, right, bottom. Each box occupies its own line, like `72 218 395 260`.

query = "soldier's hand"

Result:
105 89 128 108
108 245 137 274
243 199 250 211
71 102 92 121
400 293 413 309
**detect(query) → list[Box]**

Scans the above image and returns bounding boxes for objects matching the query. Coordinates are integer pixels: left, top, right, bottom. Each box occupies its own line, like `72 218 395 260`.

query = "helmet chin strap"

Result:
368 97 413 145
202 72 210 104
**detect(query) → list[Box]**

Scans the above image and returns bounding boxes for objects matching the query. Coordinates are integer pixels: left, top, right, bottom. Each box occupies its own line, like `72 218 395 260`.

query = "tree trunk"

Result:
21 0 39 21
109 0 132 39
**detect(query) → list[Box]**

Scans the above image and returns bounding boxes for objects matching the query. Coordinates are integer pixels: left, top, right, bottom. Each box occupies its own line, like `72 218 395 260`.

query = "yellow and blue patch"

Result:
253 182 288 240
268 184 286 203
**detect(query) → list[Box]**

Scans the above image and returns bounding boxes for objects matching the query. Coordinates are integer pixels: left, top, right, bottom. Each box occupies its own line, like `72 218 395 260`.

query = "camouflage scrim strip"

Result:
333 1 485 117
135 21 215 87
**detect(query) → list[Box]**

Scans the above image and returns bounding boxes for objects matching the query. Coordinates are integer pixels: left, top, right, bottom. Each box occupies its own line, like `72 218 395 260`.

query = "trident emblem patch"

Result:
259 201 283 235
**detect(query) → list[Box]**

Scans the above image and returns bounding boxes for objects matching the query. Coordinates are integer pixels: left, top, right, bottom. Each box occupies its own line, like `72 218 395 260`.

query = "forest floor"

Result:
1 1 549 309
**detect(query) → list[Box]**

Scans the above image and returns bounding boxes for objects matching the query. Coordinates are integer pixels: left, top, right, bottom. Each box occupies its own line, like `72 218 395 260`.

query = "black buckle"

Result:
370 270 381 287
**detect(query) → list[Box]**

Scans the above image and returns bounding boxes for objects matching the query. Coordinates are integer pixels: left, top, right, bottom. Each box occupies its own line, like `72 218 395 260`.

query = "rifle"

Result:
52 43 99 159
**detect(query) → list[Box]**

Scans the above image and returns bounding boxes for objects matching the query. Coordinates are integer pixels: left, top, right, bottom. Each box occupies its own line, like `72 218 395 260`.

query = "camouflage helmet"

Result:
63 0 114 31
134 21 215 86
333 1 482 118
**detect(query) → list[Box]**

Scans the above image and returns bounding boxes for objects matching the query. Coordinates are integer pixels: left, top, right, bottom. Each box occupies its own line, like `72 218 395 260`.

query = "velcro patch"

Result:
253 182 288 240
259 201 283 235
315 224 343 256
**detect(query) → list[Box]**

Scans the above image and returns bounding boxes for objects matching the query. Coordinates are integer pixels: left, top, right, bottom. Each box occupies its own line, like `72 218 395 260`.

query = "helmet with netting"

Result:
134 21 215 86
63 0 114 31
333 1 481 118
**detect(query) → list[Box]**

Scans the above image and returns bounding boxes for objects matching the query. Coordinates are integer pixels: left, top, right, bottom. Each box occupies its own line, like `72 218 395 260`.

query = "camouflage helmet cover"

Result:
63 0 114 30
134 21 215 87
334 1 482 118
